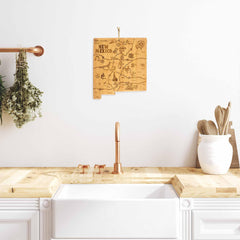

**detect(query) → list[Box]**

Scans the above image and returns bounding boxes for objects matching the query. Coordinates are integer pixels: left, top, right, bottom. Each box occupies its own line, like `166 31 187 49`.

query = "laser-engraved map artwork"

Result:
93 38 147 99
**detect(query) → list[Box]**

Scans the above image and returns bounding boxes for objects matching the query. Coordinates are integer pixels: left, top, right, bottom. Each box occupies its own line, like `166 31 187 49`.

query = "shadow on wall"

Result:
186 130 198 167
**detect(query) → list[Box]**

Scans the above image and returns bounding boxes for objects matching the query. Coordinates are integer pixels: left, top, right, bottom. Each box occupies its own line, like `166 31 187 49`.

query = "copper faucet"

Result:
112 122 123 174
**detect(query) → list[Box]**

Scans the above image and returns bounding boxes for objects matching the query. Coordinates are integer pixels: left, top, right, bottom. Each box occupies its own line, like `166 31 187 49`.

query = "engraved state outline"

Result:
94 39 147 92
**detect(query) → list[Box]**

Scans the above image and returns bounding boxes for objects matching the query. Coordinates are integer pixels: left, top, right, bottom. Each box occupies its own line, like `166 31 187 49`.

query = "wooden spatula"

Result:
222 102 231 135
215 105 225 135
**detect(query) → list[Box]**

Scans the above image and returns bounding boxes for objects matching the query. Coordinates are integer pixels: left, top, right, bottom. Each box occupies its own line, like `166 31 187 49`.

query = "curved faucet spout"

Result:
115 122 120 142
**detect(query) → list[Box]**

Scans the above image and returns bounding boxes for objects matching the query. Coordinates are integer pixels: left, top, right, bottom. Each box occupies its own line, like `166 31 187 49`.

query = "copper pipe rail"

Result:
0 45 44 57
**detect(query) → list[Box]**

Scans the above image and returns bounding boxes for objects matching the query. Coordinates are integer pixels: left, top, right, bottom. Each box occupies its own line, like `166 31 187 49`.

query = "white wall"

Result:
0 0 239 167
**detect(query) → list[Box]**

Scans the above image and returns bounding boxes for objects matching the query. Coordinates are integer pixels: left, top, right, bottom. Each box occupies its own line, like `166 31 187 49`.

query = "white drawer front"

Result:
193 210 240 239
0 210 39 240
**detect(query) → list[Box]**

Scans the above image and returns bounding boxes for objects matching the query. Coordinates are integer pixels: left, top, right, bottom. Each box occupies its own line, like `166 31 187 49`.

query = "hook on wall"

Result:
117 27 120 39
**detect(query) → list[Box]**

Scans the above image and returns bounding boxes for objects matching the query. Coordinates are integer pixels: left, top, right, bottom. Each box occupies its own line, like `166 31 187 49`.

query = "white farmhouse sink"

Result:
52 184 179 239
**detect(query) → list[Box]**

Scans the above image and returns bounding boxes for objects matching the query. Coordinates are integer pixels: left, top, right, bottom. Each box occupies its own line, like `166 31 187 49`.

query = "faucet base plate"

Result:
112 163 123 174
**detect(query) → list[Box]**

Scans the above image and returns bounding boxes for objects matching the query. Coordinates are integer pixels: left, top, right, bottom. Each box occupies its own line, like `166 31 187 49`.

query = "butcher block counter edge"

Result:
0 167 239 198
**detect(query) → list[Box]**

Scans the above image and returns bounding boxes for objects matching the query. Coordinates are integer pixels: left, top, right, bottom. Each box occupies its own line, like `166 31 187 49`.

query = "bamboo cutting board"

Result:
93 38 147 99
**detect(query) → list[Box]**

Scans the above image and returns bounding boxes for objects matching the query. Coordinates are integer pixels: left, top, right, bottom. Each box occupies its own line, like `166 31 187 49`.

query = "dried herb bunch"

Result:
4 50 43 128
0 74 6 124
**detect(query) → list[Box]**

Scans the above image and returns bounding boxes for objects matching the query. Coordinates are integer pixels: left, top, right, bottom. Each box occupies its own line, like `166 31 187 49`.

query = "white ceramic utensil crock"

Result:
198 134 233 174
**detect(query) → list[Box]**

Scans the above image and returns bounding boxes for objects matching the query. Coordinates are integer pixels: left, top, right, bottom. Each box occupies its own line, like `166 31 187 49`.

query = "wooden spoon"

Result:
215 105 225 135
197 120 207 135
197 120 218 135
222 102 231 135
204 120 218 135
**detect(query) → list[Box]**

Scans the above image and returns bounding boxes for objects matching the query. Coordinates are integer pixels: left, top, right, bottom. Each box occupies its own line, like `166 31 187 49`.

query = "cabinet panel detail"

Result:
0 198 39 210
0 210 39 240
181 210 192 240
40 198 51 240
193 199 240 210
193 210 240 239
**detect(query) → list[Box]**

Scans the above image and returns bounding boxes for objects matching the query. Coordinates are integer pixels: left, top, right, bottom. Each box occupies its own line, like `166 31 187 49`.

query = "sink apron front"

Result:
52 184 179 239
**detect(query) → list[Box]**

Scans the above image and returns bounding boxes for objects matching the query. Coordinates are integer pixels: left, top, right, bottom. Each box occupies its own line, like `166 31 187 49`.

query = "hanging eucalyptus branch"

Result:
0 74 6 124
4 50 43 128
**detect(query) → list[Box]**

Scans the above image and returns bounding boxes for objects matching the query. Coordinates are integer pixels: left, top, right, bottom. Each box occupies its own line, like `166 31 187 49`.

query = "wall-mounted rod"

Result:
0 45 44 57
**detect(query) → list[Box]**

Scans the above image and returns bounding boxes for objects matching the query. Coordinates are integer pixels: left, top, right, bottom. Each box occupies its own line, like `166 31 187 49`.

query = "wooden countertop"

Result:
0 167 239 198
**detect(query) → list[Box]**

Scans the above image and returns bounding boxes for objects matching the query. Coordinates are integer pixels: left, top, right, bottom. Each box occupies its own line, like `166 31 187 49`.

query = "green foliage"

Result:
0 74 6 124
4 50 43 128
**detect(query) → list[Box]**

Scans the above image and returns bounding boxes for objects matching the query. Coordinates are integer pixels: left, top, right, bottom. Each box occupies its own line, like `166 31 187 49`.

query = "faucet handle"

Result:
94 164 106 174
77 164 90 174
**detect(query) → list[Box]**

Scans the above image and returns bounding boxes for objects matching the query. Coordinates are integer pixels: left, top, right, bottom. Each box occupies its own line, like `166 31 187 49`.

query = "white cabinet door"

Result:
0 210 39 240
192 210 240 239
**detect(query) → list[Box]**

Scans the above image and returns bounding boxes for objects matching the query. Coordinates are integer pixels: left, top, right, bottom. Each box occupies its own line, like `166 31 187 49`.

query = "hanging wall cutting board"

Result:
93 38 147 99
